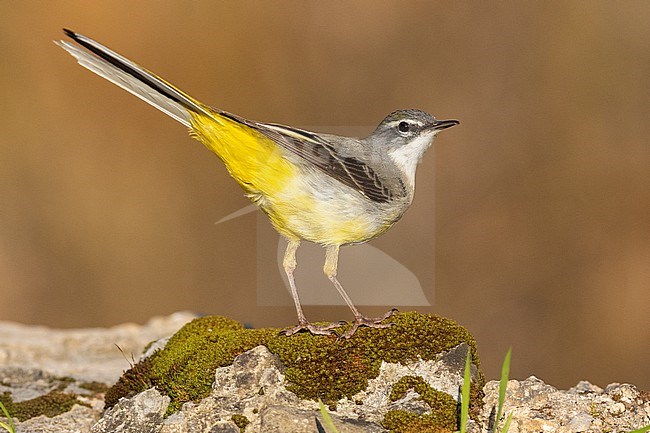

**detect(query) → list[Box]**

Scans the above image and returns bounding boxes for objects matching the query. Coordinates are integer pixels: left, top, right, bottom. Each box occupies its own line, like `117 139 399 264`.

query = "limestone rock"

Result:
259 405 383 433
96 312 481 432
0 312 197 383
0 312 196 433
152 345 389 432
480 376 650 433
95 344 473 433
91 388 169 433
13 405 99 433
2 312 648 433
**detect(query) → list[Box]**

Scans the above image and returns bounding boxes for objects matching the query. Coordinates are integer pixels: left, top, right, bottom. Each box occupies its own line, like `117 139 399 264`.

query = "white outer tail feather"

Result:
55 39 193 127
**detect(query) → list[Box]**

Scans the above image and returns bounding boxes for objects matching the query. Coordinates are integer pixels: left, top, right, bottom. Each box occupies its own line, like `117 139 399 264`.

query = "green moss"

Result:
104 356 154 409
0 390 88 422
469 374 485 421
383 376 458 432
104 311 483 424
383 410 454 433
147 317 276 413
231 413 250 431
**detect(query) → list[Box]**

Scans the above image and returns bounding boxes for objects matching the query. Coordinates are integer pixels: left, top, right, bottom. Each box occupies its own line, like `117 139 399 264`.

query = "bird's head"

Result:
367 109 459 187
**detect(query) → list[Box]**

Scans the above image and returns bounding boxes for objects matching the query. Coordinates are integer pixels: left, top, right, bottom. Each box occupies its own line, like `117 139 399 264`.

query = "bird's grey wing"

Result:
218 112 395 203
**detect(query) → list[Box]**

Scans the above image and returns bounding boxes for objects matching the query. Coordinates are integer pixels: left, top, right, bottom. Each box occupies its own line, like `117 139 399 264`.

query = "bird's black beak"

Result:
431 119 460 131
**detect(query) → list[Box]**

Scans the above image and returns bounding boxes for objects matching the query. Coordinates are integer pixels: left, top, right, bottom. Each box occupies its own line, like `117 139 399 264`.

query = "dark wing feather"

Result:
219 112 395 203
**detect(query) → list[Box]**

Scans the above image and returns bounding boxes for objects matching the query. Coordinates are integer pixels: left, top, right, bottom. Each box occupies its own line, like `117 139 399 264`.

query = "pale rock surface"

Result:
0 311 197 383
0 312 196 433
481 376 650 433
92 346 650 433
92 343 476 433
91 388 170 433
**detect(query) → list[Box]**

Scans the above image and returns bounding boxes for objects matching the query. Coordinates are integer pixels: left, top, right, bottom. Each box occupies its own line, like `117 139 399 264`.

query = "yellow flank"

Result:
188 110 304 239
326 219 389 246
189 111 292 195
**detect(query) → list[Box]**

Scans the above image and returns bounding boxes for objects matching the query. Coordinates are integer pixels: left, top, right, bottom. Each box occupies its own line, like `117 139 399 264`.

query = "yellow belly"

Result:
261 189 392 245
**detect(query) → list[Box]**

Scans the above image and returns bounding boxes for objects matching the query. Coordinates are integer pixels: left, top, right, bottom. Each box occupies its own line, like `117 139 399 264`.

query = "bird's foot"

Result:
279 320 343 337
339 308 399 339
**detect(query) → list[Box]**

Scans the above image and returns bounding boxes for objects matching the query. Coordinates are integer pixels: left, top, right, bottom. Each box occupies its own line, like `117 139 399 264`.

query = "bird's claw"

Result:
279 321 342 337
339 308 399 339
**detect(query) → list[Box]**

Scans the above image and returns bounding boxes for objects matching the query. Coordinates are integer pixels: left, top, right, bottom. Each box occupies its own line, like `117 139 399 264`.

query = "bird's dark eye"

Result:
398 121 410 133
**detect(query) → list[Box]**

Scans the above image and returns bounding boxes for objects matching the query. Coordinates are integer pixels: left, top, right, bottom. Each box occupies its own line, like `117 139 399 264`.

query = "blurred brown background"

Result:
1 2 648 390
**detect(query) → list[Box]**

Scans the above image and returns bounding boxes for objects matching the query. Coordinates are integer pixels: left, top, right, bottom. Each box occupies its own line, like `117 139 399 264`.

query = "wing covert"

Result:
219 112 398 203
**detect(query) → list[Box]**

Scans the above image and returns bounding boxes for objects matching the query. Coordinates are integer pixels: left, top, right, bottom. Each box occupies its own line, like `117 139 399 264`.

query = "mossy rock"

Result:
0 390 89 422
105 311 483 419
383 376 459 432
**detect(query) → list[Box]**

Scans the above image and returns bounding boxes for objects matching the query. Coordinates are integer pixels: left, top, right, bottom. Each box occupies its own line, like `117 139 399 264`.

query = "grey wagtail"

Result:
56 29 459 338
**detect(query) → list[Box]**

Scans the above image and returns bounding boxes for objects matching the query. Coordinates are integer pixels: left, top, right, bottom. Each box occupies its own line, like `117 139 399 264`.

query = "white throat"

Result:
388 134 434 189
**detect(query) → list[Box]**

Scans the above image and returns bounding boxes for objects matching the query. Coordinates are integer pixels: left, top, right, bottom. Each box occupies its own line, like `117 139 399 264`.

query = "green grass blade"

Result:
492 347 512 433
318 399 340 433
628 425 650 433
501 413 513 433
0 401 15 433
459 349 472 433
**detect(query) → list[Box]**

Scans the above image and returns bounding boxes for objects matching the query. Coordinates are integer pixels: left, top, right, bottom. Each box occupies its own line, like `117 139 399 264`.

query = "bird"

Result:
56 29 459 339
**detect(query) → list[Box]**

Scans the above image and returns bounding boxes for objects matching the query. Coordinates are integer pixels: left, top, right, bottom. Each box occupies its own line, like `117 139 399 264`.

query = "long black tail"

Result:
56 29 211 127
